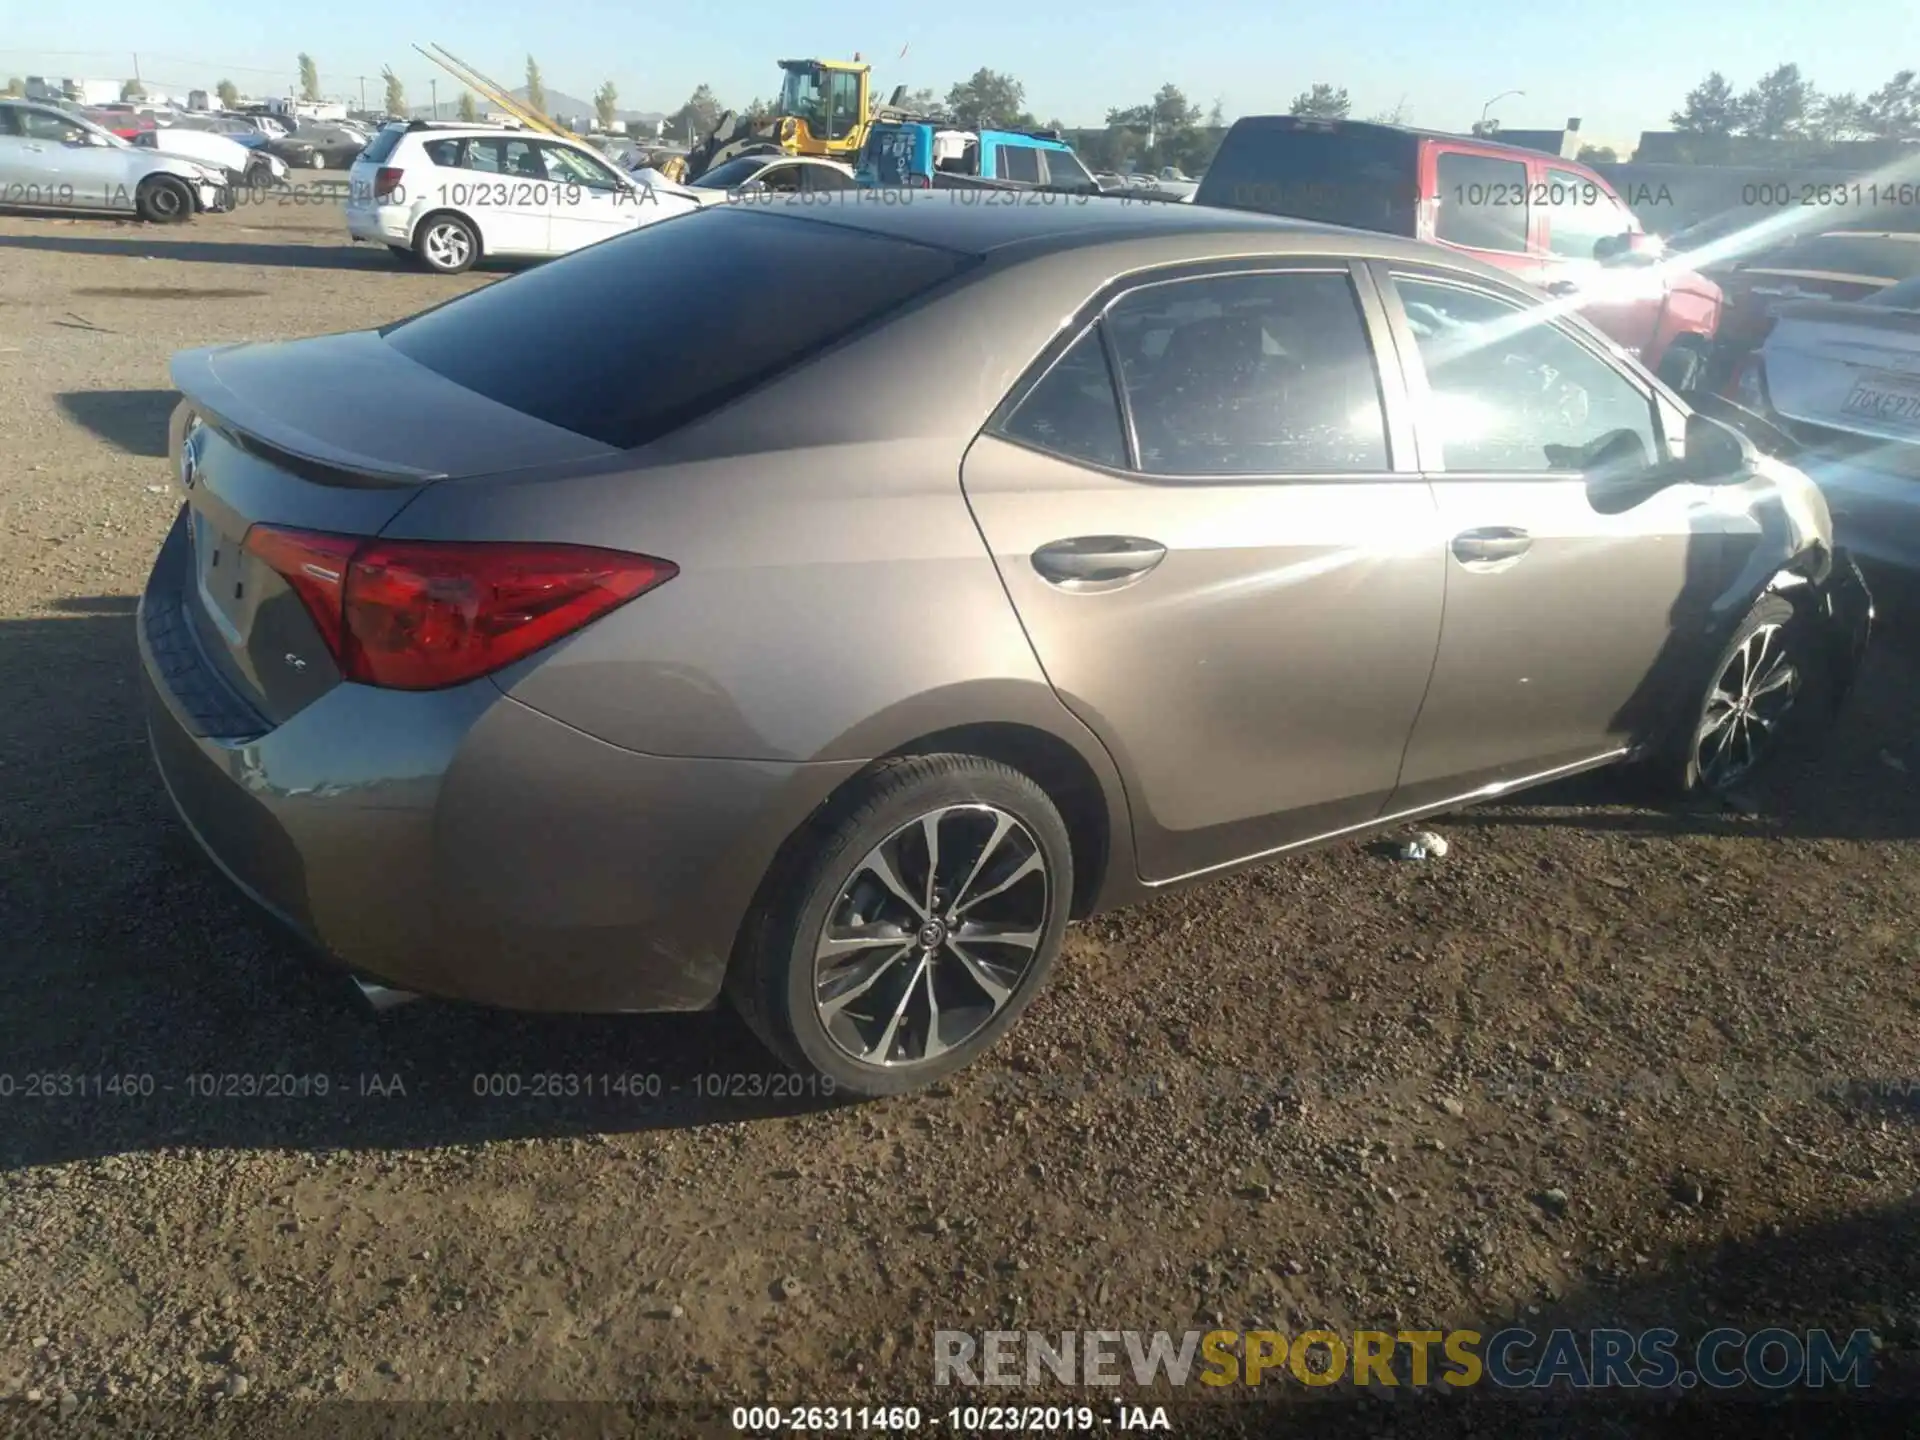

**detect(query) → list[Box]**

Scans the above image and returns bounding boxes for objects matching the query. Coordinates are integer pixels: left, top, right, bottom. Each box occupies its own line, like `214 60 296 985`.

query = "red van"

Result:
1194 117 1723 390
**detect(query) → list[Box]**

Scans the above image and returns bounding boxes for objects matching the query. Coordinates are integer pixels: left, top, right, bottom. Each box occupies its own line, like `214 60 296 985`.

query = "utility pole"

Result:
358 76 366 111
430 78 438 118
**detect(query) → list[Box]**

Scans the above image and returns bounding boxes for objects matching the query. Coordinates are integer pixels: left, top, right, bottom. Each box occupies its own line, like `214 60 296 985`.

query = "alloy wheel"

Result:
1696 621 1799 790
813 804 1051 1069
423 223 471 271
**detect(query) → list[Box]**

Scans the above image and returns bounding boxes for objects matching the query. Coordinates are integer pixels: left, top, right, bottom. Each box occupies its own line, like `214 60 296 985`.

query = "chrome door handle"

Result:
1451 527 1533 565
1032 536 1167 590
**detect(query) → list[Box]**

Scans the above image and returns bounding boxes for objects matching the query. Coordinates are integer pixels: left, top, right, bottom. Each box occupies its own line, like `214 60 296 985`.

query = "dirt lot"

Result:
0 192 1917 1430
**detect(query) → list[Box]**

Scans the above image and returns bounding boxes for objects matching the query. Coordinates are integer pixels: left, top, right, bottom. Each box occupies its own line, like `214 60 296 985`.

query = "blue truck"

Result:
855 119 1105 194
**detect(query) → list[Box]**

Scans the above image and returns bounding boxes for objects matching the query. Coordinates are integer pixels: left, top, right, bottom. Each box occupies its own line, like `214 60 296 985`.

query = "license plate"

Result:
1840 375 1920 426
190 509 250 646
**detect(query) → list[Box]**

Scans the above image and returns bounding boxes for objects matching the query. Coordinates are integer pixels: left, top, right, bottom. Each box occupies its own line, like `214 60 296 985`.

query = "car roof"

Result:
1223 113 1577 166
760 189 1470 267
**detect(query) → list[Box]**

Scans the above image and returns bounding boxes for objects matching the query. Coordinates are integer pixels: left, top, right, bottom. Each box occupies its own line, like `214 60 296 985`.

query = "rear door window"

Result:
1103 269 1392 475
464 137 548 178
1434 151 1530 253
421 137 462 166
999 326 1128 469
381 207 971 449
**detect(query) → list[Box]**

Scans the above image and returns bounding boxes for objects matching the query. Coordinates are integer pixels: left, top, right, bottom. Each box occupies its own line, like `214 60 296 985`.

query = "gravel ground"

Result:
0 193 1917 1432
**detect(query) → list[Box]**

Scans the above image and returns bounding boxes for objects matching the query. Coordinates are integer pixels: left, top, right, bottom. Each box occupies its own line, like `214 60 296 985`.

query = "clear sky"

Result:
3 0 1912 149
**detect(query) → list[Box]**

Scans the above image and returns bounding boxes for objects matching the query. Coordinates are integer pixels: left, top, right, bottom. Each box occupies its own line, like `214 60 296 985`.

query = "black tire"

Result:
1657 340 1707 393
244 160 272 194
728 754 1073 1098
308 150 326 170
413 212 479 275
1660 594 1818 797
135 174 193 224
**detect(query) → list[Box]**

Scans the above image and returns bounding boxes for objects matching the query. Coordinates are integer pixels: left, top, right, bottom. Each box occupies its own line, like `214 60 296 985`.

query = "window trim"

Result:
1371 260 1669 478
986 257 1419 482
1430 145 1534 258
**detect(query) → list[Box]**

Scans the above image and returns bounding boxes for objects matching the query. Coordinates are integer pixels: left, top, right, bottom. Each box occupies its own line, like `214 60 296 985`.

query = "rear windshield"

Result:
360 126 404 164
1196 120 1419 234
381 206 970 449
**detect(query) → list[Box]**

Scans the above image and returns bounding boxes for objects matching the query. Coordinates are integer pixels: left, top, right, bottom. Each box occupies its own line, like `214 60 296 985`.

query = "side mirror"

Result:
1681 410 1754 480
1593 232 1631 263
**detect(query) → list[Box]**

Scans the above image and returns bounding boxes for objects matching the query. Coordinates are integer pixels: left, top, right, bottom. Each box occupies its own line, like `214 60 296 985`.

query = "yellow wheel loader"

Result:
681 58 908 181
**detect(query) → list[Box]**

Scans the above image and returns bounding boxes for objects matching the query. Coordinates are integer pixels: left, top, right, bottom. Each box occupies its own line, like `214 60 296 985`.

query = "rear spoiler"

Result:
171 346 447 488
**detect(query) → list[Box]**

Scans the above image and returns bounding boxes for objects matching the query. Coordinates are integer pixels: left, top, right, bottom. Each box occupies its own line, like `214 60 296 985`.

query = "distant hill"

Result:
411 85 664 130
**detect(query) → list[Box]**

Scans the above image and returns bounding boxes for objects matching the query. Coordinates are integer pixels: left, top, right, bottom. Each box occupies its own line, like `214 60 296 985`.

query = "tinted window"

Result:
1543 168 1629 259
1104 270 1390 475
0 108 18 138
1193 120 1419 234
1393 277 1658 473
382 208 970 449
1866 275 1920 309
1757 234 1920 282
753 164 805 193
422 137 461 166
1001 325 1127 468
997 145 1040 184
1435 151 1529 252
361 126 404 163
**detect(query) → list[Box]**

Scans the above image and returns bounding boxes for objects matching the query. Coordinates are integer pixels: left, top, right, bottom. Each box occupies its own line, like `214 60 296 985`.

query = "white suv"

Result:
345 120 699 273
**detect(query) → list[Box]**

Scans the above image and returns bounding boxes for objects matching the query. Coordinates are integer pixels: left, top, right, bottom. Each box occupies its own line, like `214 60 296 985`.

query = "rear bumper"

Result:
136 513 852 1012
345 204 410 245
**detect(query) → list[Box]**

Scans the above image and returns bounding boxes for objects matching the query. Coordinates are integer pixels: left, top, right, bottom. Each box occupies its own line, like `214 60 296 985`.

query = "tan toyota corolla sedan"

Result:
139 193 1871 1095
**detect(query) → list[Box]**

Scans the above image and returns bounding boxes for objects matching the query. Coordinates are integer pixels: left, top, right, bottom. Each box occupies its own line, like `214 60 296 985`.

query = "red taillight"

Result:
374 166 404 199
243 527 676 691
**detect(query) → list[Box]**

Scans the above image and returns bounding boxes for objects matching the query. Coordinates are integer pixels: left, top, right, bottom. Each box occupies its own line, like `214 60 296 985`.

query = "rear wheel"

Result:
244 159 273 194
414 212 479 274
135 174 193 224
308 150 326 170
728 755 1072 1098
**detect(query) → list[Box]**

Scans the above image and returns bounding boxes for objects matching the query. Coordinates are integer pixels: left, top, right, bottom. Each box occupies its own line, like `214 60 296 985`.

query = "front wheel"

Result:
1667 595 1810 796
728 755 1073 1097
135 174 193 224
414 213 479 274
308 150 326 170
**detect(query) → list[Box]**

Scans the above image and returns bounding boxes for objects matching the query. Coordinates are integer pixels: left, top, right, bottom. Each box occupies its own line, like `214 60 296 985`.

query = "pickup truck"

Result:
855 120 1103 195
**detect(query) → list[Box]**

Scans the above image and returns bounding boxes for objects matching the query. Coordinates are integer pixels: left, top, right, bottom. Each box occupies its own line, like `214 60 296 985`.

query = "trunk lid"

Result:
1763 297 1920 477
167 332 616 722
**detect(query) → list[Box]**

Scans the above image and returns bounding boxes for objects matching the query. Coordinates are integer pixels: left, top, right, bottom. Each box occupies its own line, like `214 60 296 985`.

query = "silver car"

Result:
0 101 230 221
138 196 1871 1096
1742 275 1920 585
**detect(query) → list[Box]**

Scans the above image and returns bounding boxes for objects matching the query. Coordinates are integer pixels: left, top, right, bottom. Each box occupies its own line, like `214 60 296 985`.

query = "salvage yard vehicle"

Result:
345 119 697 273
675 154 856 201
1726 275 1920 586
1196 115 1723 391
855 119 1102 194
265 120 373 172
0 100 232 222
130 123 287 191
683 57 902 181
139 195 1869 1097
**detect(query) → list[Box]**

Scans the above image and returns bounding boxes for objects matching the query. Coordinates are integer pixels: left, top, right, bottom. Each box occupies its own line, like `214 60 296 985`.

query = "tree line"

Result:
22 54 1915 172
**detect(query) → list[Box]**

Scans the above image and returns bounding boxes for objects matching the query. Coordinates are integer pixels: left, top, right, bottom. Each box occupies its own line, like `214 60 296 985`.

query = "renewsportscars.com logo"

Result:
934 1328 1877 1391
